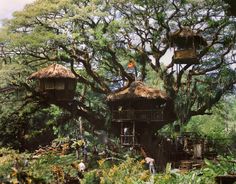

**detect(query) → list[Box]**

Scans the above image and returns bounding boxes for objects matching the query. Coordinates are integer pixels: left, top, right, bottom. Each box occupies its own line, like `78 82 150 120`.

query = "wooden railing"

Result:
112 109 164 121
174 49 196 59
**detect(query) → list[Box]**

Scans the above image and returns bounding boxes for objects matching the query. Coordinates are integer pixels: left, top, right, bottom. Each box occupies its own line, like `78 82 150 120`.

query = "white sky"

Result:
0 0 35 25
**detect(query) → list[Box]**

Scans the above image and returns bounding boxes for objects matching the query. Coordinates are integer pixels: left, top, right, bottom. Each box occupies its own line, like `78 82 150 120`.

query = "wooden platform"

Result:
215 175 236 184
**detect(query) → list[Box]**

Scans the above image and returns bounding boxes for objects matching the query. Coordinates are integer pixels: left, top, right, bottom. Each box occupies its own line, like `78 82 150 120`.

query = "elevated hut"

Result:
107 81 176 147
28 64 77 102
170 28 207 65
224 0 236 16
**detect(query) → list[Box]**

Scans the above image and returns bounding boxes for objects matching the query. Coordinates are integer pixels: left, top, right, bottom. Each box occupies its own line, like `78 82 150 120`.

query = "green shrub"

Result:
154 156 236 184
96 158 150 184
83 170 100 184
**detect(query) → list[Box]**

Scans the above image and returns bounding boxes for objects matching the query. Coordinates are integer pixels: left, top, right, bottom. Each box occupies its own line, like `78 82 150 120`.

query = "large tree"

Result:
0 0 236 132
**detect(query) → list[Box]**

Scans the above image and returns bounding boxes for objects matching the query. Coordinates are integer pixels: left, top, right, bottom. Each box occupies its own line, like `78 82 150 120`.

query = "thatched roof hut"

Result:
107 81 176 149
28 64 77 102
224 0 236 16
107 81 168 102
28 64 76 80
169 28 207 48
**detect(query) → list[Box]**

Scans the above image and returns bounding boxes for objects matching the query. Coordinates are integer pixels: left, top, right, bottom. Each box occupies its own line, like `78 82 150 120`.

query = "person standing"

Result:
145 157 156 174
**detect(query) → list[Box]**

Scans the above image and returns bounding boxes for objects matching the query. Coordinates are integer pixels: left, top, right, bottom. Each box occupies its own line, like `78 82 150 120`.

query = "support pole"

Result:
132 121 135 147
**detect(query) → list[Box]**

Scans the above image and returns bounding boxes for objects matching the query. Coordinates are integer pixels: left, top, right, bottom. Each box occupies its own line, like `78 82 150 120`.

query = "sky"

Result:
0 0 35 25
0 0 173 64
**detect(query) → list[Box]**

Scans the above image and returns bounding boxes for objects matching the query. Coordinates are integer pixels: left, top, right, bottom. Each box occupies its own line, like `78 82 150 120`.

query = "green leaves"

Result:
183 96 236 154
0 0 235 152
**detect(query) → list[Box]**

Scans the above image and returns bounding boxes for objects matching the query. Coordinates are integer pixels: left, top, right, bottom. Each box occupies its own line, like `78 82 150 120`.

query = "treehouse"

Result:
224 0 236 16
107 81 176 147
28 64 77 102
170 28 207 65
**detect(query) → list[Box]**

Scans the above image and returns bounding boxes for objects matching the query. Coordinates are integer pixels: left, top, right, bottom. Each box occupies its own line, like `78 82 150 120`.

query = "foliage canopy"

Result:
0 0 236 141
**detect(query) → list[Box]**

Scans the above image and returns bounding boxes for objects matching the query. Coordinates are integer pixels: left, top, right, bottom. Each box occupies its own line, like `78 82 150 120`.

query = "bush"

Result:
154 156 236 184
82 158 150 184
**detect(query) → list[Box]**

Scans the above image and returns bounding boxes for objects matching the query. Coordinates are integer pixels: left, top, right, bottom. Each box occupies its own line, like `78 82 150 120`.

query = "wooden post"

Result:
75 117 83 159
132 121 135 147
79 117 83 137
121 122 123 145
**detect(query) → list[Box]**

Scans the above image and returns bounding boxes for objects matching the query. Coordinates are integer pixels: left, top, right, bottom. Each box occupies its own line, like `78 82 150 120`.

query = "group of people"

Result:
75 138 157 175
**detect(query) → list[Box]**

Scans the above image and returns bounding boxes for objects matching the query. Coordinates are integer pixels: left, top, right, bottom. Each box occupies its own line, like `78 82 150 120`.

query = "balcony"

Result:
112 109 164 122
173 49 199 64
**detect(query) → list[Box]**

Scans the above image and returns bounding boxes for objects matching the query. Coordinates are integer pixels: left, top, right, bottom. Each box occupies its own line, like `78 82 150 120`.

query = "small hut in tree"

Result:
224 0 236 16
170 28 207 65
28 64 77 102
107 81 176 149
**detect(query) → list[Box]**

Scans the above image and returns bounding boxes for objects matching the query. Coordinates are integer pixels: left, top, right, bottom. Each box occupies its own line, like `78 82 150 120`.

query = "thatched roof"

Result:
107 81 168 102
224 0 236 16
169 28 207 47
28 64 76 79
